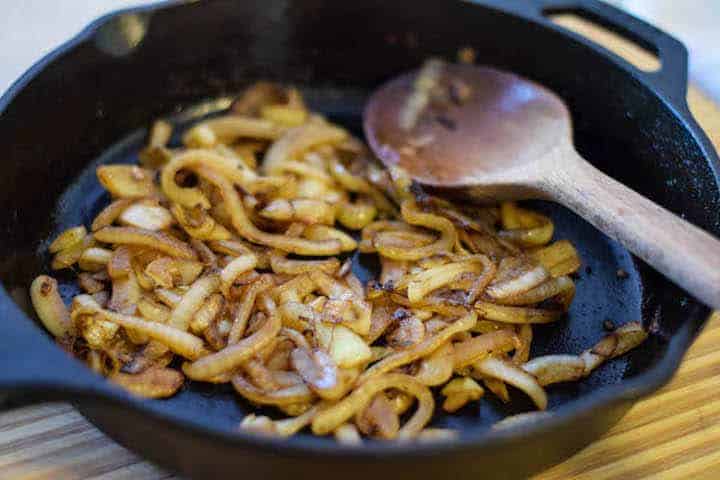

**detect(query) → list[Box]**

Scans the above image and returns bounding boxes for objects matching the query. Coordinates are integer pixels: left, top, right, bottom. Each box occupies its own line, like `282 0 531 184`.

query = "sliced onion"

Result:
119 203 174 231
231 374 314 406
355 393 400 439
312 373 433 438
522 354 585 386
474 301 562 324
110 367 184 398
97 165 157 198
414 342 454 386
334 423 363 445
262 123 347 175
473 357 547 410
95 226 197 260
30 275 72 338
183 312 281 380
485 257 549 300
358 312 476 383
220 254 257 297
91 198 135 232
498 276 575 308
374 200 456 261
49 226 87 253
452 329 517 369
406 261 483 303
169 275 220 331
196 166 341 256
291 348 343 400
81 299 206 360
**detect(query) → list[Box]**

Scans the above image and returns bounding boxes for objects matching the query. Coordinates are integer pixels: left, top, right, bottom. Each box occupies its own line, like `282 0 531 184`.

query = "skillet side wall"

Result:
78 397 631 479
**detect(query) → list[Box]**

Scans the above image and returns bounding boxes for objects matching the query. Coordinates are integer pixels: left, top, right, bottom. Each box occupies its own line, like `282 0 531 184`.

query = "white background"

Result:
0 0 717 100
0 1 152 93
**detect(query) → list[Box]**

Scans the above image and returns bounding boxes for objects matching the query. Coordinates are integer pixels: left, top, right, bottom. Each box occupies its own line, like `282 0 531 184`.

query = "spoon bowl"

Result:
364 64 570 193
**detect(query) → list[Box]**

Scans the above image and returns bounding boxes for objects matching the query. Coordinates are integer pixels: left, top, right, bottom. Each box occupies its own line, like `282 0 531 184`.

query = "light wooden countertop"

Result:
1 13 719 480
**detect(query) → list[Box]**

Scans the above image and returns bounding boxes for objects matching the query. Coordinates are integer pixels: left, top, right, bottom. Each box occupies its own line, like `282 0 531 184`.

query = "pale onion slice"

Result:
522 354 585 386
30 275 72 338
473 357 548 410
119 203 174 231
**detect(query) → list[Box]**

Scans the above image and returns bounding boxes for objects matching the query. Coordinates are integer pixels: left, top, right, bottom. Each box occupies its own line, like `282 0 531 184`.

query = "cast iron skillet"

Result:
0 0 718 478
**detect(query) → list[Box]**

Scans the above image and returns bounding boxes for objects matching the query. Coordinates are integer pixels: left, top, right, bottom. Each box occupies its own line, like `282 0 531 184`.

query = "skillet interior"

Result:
46 95 645 434
0 0 717 476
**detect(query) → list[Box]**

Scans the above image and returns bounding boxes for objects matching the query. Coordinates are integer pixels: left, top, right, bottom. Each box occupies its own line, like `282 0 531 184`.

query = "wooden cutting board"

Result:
2 14 720 480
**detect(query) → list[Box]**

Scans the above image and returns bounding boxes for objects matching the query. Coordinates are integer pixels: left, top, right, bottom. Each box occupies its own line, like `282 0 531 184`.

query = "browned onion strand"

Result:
31 79 647 442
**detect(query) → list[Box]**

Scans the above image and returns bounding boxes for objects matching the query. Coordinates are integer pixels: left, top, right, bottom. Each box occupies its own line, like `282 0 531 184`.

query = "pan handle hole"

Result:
545 11 661 72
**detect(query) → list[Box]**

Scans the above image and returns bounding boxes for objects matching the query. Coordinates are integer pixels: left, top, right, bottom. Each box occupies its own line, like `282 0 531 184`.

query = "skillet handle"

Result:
530 0 688 103
0 288 109 410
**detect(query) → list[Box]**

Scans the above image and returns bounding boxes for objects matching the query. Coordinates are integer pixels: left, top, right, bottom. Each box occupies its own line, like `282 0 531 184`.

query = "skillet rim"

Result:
0 0 717 459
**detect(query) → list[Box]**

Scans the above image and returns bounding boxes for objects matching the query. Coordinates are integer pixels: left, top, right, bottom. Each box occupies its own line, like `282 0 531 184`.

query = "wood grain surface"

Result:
2 13 720 480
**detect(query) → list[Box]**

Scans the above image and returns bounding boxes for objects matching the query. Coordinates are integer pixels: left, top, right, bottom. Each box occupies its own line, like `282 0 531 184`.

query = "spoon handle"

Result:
546 151 720 310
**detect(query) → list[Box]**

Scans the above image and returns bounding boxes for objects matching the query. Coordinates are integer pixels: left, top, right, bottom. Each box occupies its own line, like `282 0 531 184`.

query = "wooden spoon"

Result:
364 63 720 310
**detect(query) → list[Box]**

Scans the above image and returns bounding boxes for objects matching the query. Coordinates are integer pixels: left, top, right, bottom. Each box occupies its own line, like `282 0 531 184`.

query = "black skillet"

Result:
0 0 718 478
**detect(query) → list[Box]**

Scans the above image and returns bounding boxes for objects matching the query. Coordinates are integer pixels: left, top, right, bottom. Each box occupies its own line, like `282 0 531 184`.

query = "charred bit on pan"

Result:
435 114 457 131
